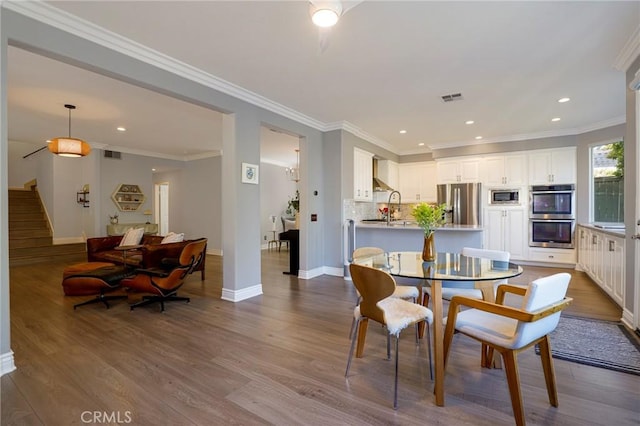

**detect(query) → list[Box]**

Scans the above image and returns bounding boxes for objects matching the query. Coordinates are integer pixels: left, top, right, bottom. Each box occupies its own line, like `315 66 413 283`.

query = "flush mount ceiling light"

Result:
475 136 483 140
310 1 342 27
465 120 474 125
558 97 571 103
48 104 91 157
399 130 407 134
551 117 561 122
285 149 300 182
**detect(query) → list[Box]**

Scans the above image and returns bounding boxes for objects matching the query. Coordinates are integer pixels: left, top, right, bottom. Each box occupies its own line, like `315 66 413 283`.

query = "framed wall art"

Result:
241 162 259 184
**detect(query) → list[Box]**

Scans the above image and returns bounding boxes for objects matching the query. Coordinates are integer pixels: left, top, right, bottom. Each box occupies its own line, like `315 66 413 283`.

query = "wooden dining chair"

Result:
346 263 433 409
443 272 572 426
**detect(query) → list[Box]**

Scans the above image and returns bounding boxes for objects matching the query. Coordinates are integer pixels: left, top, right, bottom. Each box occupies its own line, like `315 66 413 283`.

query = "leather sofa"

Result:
86 235 206 279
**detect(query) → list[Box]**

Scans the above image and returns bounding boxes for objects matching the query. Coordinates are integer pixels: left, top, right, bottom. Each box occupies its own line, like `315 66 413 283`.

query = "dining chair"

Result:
422 247 511 307
346 263 433 409
349 247 420 338
443 272 572 426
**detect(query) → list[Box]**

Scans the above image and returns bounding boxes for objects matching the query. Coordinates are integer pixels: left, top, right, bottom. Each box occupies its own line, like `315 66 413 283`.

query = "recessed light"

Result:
558 97 570 103
399 130 407 134
418 143 425 146
151 168 156 172
551 117 561 122
465 120 474 125
46 139 51 143
117 127 126 132
475 136 483 140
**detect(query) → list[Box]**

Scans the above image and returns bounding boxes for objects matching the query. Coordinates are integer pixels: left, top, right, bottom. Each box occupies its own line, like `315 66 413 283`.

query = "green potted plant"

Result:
411 203 447 261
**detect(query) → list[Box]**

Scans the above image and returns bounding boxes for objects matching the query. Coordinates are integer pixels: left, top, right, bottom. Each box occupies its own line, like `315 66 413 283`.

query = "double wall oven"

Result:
529 184 575 248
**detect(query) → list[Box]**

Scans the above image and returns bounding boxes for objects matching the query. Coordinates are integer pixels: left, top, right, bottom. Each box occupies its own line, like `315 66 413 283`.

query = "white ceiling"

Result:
6 1 639 163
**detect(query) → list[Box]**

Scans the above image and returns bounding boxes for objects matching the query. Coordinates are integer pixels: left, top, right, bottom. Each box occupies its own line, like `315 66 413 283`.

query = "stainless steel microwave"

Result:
489 189 520 205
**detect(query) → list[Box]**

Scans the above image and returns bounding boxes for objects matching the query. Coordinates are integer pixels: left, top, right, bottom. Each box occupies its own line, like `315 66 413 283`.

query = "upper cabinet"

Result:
353 148 373 202
437 157 481 183
112 184 146 212
528 147 576 185
398 162 437 203
377 159 399 190
484 154 527 187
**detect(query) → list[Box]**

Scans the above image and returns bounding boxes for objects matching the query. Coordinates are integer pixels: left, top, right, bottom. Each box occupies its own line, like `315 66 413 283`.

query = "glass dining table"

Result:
352 251 523 407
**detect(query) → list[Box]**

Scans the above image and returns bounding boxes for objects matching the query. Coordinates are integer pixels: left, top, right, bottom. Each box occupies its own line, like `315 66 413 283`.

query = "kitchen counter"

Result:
578 223 625 237
355 222 484 253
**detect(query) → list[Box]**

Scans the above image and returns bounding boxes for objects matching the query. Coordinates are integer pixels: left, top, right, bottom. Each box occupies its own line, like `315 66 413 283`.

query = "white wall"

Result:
7 140 40 188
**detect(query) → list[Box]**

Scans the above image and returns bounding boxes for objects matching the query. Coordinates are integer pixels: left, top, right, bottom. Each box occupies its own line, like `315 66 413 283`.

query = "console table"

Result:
106 223 158 236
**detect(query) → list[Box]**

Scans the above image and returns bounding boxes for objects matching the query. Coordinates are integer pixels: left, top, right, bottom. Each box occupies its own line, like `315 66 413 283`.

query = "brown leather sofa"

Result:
86 235 206 279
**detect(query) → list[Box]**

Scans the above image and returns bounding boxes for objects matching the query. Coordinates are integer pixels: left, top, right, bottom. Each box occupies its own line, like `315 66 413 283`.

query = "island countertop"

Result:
354 222 484 254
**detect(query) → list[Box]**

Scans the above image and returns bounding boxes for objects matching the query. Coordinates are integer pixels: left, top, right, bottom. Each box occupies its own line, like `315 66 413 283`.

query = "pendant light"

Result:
285 149 300 182
48 104 91 157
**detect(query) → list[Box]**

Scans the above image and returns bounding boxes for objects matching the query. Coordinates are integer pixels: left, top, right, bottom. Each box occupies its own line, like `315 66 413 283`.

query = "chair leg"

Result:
345 318 360 377
538 335 559 407
355 318 369 358
393 334 399 410
426 322 433 380
74 293 126 310
502 350 526 426
387 333 391 360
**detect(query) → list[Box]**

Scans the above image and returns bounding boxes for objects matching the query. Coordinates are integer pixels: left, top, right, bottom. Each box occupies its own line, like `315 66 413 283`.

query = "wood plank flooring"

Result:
2 252 638 425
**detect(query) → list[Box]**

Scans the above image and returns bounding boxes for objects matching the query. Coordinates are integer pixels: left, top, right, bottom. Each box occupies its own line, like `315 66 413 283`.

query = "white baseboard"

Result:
0 351 16 376
221 284 263 302
621 308 634 329
206 248 222 256
53 237 85 245
298 267 323 280
323 266 344 277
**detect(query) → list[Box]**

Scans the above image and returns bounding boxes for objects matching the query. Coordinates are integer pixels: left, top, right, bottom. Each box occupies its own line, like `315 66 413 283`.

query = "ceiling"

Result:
6 1 639 164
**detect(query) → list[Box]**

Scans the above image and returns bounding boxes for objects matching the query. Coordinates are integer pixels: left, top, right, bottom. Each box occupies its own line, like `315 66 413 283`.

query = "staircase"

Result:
9 189 86 265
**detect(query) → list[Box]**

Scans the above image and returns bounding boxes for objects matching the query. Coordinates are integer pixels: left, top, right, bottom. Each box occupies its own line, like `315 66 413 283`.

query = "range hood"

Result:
372 158 395 192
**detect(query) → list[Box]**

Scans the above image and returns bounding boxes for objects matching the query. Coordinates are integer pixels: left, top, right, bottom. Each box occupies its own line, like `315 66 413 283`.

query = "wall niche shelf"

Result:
111 184 145 212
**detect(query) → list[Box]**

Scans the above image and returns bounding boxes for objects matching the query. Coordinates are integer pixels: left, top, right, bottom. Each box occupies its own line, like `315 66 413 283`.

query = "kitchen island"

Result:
355 221 484 254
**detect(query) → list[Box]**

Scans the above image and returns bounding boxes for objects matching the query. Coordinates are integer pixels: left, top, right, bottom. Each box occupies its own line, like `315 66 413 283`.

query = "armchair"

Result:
120 238 207 312
443 273 572 426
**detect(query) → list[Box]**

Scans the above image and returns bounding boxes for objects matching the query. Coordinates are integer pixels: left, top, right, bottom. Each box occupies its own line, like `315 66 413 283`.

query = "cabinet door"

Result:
484 157 505 186
528 152 552 184
608 236 625 305
420 162 437 202
577 227 590 272
485 208 505 251
504 209 526 258
550 148 576 184
436 160 460 183
354 148 373 201
504 154 527 186
398 164 421 202
459 159 480 182
378 160 399 190
592 232 605 286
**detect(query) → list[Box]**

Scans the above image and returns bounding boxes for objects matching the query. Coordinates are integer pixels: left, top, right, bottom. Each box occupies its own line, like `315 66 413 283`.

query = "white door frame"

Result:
154 182 170 236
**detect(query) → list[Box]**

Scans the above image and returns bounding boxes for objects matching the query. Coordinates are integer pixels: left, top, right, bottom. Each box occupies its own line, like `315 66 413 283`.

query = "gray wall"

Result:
7 140 40 188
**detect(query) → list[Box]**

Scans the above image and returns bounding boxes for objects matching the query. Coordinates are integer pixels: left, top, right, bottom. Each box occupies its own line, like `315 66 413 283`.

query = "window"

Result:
591 141 623 223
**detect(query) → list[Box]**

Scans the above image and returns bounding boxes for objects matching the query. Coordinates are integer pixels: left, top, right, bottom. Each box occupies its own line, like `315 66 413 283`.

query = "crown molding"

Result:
613 24 640 72
325 121 398 153
426 115 625 151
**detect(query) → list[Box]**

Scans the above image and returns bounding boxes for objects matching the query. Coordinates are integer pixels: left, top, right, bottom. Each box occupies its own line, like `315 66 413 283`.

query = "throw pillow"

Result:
161 232 185 244
119 227 145 246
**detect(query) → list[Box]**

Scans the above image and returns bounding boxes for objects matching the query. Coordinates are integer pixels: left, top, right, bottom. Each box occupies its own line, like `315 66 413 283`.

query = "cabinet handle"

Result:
592 235 597 244
416 194 420 200
609 240 615 252
580 230 584 238
548 255 554 259
365 190 369 197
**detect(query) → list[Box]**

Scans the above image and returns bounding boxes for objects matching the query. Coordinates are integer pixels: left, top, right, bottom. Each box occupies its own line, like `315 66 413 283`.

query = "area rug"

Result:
536 315 640 376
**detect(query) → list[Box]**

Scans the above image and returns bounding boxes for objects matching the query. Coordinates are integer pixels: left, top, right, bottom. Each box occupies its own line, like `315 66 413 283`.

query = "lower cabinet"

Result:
485 208 526 260
577 225 625 307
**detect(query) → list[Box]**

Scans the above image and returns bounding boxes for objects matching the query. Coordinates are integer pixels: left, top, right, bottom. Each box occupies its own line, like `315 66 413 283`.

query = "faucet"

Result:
387 190 401 226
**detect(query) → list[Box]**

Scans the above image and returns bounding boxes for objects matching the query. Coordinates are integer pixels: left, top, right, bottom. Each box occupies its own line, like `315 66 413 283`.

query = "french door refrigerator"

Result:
436 183 482 226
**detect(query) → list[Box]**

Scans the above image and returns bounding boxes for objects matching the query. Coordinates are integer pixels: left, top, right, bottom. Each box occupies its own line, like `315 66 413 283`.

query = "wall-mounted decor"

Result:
242 162 259 184
112 183 146 211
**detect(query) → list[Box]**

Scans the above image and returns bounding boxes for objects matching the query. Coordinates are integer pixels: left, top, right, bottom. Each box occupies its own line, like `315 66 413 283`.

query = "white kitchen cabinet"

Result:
398 162 436 203
437 158 481 183
604 234 625 306
484 154 527 187
485 207 526 259
528 247 576 264
528 147 576 185
576 225 625 307
354 148 373 201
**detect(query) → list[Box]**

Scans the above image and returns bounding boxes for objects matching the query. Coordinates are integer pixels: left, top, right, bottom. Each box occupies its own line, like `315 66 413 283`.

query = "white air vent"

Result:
104 150 121 159
441 93 463 102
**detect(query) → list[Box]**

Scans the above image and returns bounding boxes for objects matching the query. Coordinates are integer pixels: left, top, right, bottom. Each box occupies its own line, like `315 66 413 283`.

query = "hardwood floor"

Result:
2 252 638 425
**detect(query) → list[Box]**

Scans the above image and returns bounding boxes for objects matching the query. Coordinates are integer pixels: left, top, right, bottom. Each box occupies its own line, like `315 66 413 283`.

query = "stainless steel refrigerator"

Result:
436 183 482 225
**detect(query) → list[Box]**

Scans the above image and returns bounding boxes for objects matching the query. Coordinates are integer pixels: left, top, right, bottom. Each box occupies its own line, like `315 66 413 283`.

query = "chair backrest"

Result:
513 272 571 347
353 247 384 259
349 263 395 325
178 238 208 274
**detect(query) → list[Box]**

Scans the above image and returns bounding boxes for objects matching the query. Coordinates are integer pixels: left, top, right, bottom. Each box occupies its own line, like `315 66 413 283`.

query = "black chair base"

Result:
74 294 127 310
130 295 190 312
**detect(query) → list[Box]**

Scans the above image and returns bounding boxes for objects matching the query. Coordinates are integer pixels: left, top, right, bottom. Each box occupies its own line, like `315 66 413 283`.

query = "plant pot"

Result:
422 233 436 262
